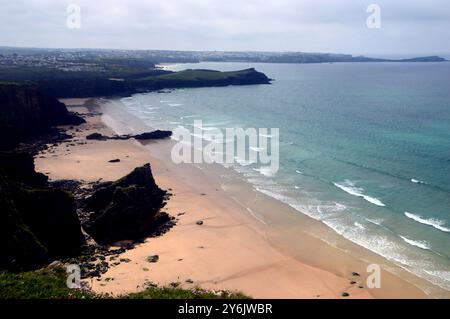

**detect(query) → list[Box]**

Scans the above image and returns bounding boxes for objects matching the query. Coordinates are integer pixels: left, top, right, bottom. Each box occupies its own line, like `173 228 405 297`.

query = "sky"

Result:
1 0 450 56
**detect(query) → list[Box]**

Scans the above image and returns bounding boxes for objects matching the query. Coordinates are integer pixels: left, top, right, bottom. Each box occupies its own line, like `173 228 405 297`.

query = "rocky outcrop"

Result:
133 130 172 140
83 164 167 244
85 130 173 141
0 152 82 270
0 83 85 148
86 132 108 140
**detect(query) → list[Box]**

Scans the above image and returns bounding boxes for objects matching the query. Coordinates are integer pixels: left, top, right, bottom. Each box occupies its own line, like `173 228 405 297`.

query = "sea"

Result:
119 61 450 292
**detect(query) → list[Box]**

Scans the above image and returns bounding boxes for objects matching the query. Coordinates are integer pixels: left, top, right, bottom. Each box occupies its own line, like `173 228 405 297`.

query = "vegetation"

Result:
0 267 249 299
140 68 260 81
123 286 249 299
0 268 94 299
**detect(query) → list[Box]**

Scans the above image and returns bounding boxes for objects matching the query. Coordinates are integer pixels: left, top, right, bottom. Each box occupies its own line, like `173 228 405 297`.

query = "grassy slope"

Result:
138 68 259 82
124 287 249 299
0 268 249 299
0 268 94 299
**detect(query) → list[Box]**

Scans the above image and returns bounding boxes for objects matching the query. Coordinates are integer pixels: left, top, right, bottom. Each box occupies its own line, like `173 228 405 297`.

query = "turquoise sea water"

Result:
121 62 450 291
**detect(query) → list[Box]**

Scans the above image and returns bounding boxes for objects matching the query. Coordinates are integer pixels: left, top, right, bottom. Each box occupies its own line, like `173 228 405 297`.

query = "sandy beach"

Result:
34 98 448 299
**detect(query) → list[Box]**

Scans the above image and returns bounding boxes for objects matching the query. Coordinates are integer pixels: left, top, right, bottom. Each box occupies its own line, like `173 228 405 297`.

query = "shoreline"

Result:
34 97 448 298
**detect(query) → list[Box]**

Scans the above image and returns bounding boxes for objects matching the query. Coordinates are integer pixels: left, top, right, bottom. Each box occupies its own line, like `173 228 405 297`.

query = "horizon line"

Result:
0 45 448 59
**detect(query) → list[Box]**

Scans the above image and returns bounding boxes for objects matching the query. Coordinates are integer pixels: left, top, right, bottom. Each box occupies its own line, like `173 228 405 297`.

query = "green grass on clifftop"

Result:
123 286 249 299
0 268 94 299
0 268 250 299
139 68 257 81
136 68 270 86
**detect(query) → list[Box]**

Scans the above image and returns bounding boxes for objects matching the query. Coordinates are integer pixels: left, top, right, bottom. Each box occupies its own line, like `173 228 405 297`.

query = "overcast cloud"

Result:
1 0 450 55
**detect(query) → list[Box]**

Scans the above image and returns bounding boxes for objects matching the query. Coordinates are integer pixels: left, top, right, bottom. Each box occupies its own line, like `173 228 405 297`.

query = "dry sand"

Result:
34 98 445 299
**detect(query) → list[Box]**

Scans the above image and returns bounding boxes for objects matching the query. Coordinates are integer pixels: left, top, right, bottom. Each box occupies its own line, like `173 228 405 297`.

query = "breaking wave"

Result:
333 180 385 207
405 212 450 233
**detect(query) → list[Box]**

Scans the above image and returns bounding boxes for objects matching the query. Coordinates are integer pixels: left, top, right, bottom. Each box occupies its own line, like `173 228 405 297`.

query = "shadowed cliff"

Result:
0 83 85 148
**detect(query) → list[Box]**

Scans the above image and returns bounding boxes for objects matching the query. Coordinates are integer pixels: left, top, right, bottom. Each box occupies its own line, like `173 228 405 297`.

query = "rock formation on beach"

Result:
83 164 167 244
133 130 172 140
86 130 173 141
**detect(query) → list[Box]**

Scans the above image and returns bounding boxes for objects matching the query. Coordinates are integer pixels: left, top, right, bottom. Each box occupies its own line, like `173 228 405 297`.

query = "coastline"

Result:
34 97 448 299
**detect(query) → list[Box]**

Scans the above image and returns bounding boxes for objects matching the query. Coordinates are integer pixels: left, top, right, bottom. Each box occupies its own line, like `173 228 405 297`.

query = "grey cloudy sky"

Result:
1 0 450 55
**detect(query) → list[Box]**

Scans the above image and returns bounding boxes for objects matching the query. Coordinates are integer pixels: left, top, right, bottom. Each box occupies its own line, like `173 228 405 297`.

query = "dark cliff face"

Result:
0 84 85 270
0 83 169 270
0 152 83 270
0 83 85 148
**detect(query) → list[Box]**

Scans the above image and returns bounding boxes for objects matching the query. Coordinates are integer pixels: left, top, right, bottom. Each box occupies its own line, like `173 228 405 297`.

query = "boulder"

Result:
83 164 167 244
147 255 159 263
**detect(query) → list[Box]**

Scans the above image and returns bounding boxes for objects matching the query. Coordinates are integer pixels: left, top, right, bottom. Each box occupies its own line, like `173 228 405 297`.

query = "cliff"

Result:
0 83 86 270
0 83 85 148
0 152 82 270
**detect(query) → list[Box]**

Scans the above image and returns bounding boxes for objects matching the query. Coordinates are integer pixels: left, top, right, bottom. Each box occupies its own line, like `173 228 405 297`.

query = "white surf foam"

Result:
411 178 425 184
404 212 450 233
333 180 385 207
400 236 432 250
